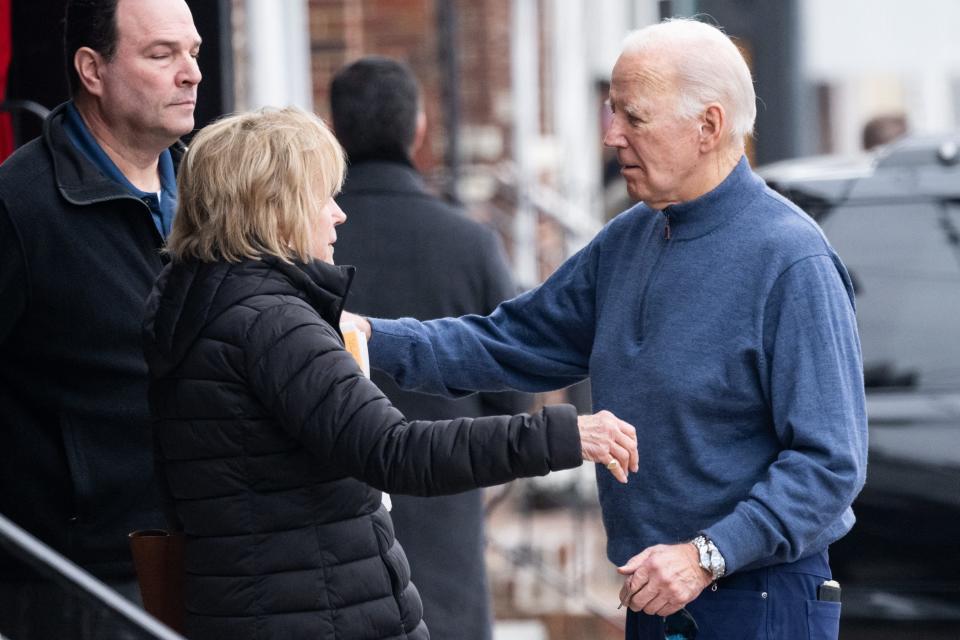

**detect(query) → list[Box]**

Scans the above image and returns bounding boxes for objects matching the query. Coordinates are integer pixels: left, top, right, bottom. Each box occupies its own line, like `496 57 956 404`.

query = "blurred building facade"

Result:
11 0 960 280
295 0 619 289
8 1 960 222
235 0 881 285
800 0 960 155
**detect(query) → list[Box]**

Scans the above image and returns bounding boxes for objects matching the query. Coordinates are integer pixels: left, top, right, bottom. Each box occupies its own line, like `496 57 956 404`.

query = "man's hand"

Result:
341 311 371 340
617 543 713 616
577 410 638 483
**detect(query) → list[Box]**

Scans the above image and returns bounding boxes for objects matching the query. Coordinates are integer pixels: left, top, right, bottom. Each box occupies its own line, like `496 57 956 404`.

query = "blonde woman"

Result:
142 107 638 640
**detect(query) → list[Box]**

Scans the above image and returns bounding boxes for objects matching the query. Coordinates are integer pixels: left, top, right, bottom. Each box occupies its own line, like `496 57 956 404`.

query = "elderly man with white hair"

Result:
346 18 867 640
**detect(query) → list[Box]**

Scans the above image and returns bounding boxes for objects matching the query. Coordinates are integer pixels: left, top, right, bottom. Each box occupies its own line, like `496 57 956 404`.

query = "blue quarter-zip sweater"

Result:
368 157 868 575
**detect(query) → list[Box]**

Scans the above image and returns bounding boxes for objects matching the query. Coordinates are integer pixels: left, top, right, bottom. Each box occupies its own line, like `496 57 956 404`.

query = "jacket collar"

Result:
144 256 355 378
43 101 186 208
657 156 766 240
268 257 356 328
340 160 427 197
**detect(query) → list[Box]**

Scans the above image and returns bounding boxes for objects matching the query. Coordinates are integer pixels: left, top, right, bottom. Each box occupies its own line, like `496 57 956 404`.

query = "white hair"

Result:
622 18 757 142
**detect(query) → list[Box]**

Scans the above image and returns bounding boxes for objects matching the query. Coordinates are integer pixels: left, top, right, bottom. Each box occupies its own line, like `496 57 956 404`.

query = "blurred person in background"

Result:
862 113 908 150
330 55 529 640
345 18 867 640
141 106 639 640
0 0 201 637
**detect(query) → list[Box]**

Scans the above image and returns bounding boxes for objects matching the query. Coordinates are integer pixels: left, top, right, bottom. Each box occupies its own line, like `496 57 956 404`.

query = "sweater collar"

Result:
659 156 764 240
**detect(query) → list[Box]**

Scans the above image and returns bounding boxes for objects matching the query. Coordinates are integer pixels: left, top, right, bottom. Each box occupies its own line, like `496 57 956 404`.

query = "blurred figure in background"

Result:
862 113 908 150
0 0 201 637
330 56 528 640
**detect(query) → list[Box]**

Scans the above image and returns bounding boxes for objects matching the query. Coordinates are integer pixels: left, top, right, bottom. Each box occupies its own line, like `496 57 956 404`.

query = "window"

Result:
820 199 960 391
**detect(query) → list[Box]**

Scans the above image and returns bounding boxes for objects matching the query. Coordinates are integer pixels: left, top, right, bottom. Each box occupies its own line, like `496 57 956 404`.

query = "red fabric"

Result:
0 0 14 162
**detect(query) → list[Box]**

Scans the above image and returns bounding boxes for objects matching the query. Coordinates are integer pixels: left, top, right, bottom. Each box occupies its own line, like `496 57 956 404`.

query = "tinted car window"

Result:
820 200 960 392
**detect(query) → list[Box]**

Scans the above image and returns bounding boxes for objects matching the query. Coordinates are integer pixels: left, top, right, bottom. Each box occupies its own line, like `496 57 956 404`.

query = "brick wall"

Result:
303 0 576 283
307 0 525 172
308 0 444 170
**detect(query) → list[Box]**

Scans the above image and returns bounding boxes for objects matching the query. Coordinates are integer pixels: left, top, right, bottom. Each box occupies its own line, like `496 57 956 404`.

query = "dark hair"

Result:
862 114 908 151
64 0 120 97
329 56 420 162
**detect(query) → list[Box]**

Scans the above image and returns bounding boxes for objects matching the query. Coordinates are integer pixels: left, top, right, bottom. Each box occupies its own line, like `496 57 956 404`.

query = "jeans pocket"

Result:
686 587 767 640
806 600 840 640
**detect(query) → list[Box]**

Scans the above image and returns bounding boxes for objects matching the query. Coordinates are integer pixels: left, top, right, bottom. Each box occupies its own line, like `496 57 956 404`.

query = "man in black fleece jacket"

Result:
0 0 201 637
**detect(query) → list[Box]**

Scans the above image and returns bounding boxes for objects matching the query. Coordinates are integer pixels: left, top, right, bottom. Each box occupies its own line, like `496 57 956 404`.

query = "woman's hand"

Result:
340 311 372 340
577 410 638 483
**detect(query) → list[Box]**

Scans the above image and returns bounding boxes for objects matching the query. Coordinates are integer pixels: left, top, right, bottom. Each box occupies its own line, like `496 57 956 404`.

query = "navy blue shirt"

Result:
63 102 176 238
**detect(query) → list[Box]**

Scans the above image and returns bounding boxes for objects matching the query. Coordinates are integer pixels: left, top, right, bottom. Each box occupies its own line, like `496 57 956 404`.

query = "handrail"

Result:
0 99 52 157
0 99 51 121
0 512 185 640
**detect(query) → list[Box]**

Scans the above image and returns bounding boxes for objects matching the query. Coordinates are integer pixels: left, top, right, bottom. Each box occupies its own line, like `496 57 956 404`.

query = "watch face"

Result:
706 542 725 579
695 540 711 571
710 553 721 574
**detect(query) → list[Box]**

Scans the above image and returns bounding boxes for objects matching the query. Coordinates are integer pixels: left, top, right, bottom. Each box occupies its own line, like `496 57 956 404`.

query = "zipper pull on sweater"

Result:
663 214 672 240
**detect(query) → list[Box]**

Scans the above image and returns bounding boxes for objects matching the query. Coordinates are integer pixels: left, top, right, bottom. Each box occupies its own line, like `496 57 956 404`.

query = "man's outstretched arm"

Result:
343 238 603 397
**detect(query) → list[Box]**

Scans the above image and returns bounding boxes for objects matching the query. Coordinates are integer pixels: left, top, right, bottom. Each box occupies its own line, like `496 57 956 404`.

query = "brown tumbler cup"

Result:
128 529 185 634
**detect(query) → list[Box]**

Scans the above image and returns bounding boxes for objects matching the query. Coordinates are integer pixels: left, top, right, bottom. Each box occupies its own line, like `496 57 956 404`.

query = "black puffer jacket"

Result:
141 256 582 640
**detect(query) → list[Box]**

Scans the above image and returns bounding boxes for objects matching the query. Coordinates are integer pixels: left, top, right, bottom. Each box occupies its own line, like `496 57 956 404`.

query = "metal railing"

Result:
0 512 184 640
0 99 50 152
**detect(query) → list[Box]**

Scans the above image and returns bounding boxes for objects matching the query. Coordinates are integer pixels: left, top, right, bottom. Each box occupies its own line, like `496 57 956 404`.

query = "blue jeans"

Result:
625 550 840 640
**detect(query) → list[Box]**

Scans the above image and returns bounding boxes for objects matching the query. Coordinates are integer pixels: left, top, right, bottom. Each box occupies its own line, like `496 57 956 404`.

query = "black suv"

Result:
760 136 960 623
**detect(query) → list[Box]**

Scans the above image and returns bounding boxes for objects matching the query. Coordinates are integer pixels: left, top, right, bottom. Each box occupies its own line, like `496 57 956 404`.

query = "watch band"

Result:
691 534 726 581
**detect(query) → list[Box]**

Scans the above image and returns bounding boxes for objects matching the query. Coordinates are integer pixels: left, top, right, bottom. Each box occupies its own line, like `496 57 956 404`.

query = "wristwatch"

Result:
691 535 726 581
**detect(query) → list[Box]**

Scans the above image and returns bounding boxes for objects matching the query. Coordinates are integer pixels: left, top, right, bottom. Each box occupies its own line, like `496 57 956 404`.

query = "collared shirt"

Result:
63 102 176 238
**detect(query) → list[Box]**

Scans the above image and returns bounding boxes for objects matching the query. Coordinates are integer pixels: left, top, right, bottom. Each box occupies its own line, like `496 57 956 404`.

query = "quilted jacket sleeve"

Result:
243 299 582 496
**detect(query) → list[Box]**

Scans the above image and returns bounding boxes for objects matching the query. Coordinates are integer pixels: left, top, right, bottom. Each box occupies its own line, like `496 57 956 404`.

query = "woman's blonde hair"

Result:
166 106 346 263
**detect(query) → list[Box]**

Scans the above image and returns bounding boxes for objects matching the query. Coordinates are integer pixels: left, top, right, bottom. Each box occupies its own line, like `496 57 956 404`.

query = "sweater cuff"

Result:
542 404 583 472
368 317 409 373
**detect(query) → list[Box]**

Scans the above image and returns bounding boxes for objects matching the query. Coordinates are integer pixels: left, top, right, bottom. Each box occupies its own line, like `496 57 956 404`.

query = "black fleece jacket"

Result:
0 102 182 578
